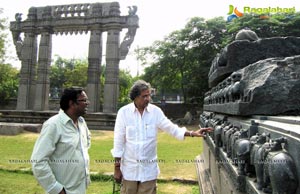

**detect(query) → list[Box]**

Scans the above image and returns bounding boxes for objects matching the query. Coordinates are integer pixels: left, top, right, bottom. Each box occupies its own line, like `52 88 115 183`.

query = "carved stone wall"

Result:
197 30 300 194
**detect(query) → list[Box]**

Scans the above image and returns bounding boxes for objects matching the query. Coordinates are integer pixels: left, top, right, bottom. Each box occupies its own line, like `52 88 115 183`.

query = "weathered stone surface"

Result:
10 2 139 113
0 123 42 135
204 55 300 115
209 37 300 87
199 30 300 194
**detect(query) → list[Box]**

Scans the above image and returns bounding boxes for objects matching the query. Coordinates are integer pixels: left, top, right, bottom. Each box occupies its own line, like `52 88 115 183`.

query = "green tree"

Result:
0 64 19 103
64 59 88 88
50 56 67 92
50 56 135 109
226 12 300 41
0 9 18 103
50 56 89 96
118 69 136 108
141 17 227 104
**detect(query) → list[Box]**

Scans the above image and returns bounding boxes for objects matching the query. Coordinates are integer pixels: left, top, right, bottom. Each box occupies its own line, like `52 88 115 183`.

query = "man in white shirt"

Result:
31 87 91 194
111 80 212 194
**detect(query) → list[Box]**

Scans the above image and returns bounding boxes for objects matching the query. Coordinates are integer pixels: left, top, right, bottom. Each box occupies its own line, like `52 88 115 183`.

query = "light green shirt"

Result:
31 109 91 194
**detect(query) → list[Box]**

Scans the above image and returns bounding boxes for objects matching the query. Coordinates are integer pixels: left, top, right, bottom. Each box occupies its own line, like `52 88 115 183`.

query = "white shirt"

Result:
31 109 91 194
111 103 186 182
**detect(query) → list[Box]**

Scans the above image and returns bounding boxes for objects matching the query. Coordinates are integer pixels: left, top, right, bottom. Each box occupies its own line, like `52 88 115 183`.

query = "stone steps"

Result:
0 110 116 132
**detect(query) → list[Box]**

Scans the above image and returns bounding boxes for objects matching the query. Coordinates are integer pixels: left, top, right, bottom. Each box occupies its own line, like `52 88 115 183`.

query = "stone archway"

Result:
10 2 138 113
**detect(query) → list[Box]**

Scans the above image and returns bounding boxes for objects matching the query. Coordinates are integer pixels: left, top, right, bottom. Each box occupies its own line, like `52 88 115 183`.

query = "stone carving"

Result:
250 132 268 178
236 142 251 175
10 2 139 112
120 27 137 59
221 124 233 151
128 5 138 15
266 150 298 194
225 126 238 156
208 36 300 87
12 13 23 60
198 30 300 194
120 6 138 60
254 137 298 194
204 55 300 115
231 128 243 161
200 111 300 193
228 72 244 102
214 117 228 147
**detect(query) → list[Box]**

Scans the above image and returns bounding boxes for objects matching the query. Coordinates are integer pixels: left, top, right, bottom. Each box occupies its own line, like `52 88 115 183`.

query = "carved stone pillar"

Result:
33 32 52 111
16 32 38 110
103 29 120 113
87 30 102 112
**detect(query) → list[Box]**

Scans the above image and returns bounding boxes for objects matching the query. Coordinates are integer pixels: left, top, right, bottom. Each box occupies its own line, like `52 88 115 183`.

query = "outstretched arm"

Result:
184 127 213 137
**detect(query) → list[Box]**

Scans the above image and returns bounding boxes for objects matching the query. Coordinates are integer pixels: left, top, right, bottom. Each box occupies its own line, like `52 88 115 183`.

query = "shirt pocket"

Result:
57 131 79 151
146 124 157 138
125 126 136 141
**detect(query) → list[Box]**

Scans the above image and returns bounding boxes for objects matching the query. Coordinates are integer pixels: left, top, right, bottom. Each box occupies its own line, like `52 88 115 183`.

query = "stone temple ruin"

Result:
10 2 138 113
197 29 300 194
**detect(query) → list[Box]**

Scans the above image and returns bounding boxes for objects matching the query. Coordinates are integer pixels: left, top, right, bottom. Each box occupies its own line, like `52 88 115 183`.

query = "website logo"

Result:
227 5 296 22
227 5 244 22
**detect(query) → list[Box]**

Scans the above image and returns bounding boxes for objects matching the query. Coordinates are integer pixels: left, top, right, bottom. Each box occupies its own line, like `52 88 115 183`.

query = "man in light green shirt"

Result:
31 87 91 194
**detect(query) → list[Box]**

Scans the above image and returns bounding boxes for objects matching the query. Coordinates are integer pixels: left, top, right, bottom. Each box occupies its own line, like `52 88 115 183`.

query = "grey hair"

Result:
129 80 151 100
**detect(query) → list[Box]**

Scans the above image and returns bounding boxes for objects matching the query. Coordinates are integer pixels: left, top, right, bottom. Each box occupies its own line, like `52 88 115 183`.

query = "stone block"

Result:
209 37 300 87
0 123 23 135
0 123 42 135
205 55 300 115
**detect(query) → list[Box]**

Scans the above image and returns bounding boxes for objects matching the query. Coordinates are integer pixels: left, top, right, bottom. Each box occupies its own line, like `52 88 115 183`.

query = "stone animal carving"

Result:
254 139 272 191
214 124 223 147
267 152 298 194
250 132 269 177
223 77 232 103
128 5 137 15
209 117 221 140
254 137 298 194
224 126 238 156
215 83 223 104
236 138 251 175
221 124 233 151
204 91 211 105
263 137 298 194
229 72 244 102
234 129 256 176
15 13 22 22
214 117 228 147
12 13 24 60
120 27 137 60
230 128 241 161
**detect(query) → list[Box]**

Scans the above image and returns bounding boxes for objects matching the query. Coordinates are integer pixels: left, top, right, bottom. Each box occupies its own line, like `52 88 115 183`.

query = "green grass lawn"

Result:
0 126 203 194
